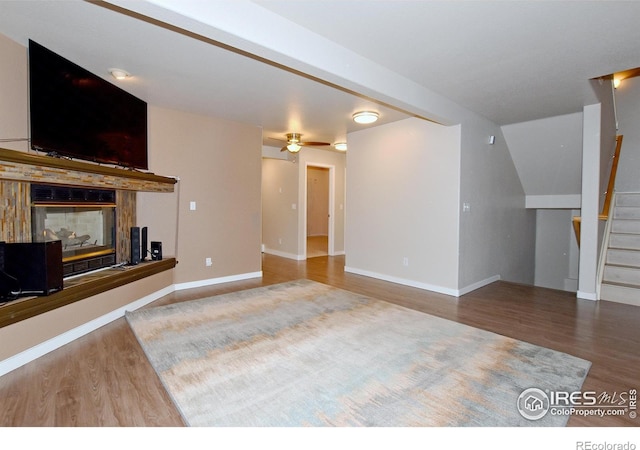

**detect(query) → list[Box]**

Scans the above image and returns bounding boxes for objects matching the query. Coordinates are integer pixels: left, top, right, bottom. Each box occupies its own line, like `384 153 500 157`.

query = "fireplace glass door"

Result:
31 184 117 276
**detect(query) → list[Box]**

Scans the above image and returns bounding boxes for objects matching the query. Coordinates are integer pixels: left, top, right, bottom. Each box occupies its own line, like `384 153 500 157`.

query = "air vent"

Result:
31 184 116 204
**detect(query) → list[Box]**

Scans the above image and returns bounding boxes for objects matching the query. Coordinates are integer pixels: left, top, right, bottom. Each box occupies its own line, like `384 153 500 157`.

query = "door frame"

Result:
303 162 335 258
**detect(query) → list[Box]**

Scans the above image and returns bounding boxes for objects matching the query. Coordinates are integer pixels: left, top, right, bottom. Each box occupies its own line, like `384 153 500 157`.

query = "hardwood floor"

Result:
0 254 638 427
307 235 328 258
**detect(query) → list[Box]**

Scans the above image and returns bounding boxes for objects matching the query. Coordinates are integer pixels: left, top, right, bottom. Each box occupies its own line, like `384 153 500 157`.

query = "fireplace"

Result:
31 184 117 277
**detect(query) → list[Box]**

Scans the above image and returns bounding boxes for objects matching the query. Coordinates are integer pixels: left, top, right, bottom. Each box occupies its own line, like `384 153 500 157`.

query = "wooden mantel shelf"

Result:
0 147 177 192
0 258 176 328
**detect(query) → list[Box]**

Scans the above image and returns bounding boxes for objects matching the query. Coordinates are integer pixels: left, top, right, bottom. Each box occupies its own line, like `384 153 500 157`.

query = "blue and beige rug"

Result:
125 279 590 426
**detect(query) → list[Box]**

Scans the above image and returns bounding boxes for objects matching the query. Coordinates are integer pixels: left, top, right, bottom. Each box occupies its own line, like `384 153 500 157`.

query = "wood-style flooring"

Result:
306 235 328 258
0 254 638 427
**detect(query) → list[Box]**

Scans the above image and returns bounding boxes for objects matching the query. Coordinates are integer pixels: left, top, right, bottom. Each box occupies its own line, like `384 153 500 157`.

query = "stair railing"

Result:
572 134 623 246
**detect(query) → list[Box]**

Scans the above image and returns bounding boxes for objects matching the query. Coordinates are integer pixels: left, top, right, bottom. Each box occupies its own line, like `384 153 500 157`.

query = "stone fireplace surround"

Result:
0 147 177 328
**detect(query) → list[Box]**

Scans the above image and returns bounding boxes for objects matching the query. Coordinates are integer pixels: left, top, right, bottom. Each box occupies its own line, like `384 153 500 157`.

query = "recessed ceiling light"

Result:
334 142 347 151
352 111 379 124
108 68 130 80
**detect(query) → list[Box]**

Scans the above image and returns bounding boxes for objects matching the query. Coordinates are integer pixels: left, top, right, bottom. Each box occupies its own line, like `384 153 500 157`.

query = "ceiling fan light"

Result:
352 111 379 124
287 142 302 153
334 142 347 151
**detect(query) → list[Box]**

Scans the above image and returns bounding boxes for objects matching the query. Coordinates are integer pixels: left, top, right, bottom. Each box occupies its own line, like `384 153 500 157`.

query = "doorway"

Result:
305 164 334 258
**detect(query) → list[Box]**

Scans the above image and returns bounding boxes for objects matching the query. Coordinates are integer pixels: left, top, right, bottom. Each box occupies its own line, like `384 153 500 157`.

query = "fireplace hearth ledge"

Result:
0 258 176 328
0 147 177 192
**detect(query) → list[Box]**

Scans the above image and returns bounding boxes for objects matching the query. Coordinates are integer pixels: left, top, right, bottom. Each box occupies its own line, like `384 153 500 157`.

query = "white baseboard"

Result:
174 271 263 291
344 266 459 297
457 275 501 296
344 267 500 297
0 285 175 378
576 290 598 301
262 248 305 261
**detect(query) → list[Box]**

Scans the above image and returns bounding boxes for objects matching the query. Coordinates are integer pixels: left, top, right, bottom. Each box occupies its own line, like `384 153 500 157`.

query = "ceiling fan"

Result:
277 133 331 153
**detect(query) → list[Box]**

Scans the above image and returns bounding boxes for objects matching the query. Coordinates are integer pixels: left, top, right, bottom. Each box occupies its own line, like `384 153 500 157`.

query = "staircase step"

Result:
603 265 640 287
613 206 640 220
606 249 640 268
616 193 640 207
600 283 640 306
609 233 640 250
611 219 640 235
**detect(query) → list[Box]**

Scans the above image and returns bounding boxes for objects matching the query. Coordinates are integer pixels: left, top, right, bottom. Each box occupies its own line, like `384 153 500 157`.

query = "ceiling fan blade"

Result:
280 145 288 152
300 141 330 146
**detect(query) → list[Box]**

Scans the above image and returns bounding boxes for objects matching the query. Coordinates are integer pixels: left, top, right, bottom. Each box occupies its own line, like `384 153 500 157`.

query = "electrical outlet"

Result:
205 257 212 267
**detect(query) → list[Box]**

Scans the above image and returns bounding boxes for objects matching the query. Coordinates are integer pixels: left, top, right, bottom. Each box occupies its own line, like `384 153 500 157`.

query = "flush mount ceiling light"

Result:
334 142 348 151
352 111 379 124
108 68 130 80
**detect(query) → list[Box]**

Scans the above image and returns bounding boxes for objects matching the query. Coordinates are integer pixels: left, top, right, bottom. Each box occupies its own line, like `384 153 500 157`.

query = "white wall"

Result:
501 112 584 292
458 117 535 289
578 103 603 300
345 118 461 295
577 80 617 300
502 112 583 206
534 209 579 292
615 76 640 193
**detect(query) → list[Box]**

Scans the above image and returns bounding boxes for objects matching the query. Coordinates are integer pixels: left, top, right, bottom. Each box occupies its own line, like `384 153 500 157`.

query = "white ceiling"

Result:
1 0 639 149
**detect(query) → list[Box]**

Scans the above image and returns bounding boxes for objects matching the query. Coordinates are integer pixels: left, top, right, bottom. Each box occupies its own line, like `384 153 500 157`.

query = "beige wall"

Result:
0 33 262 365
0 34 263 289
262 146 346 259
262 155 300 258
0 270 173 362
0 33 28 152
297 147 346 257
345 117 461 294
138 106 263 284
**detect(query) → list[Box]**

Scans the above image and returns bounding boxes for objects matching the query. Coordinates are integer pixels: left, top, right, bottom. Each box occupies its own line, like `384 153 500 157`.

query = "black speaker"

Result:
0 241 18 300
150 241 163 261
4 241 63 296
130 227 141 265
141 226 148 261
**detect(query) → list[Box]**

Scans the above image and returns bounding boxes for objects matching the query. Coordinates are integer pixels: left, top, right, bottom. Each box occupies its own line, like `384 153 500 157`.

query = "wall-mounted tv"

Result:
28 40 148 170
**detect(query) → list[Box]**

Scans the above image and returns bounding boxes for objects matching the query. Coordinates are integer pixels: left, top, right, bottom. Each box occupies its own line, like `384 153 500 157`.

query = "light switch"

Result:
190 201 196 211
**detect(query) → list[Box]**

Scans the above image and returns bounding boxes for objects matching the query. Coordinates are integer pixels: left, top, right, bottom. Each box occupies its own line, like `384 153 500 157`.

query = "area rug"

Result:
125 279 590 426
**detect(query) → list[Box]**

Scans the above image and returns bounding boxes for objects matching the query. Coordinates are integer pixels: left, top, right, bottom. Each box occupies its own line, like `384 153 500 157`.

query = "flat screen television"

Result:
28 40 148 170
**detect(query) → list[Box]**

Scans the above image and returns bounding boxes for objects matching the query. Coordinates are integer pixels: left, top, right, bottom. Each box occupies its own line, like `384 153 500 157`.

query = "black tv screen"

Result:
28 40 148 170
